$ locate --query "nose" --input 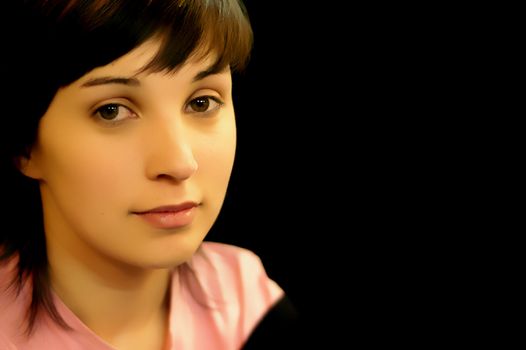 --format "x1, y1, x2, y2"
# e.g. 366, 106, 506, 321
144, 120, 198, 182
